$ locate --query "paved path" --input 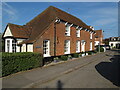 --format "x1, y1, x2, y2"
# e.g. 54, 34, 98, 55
2, 50, 120, 88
